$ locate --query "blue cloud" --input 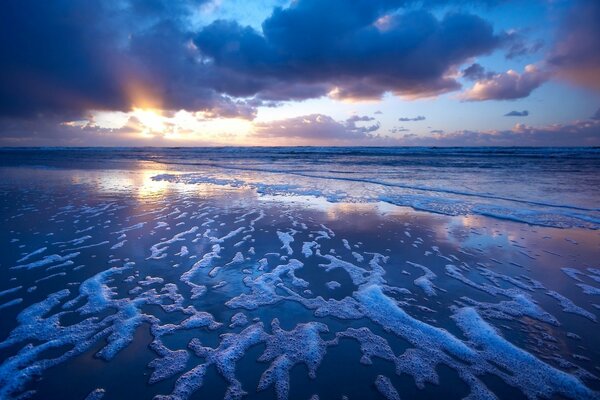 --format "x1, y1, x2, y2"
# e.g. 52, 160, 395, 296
504, 110, 529, 117
194, 0, 501, 100
399, 116, 426, 121
0, 0, 508, 119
